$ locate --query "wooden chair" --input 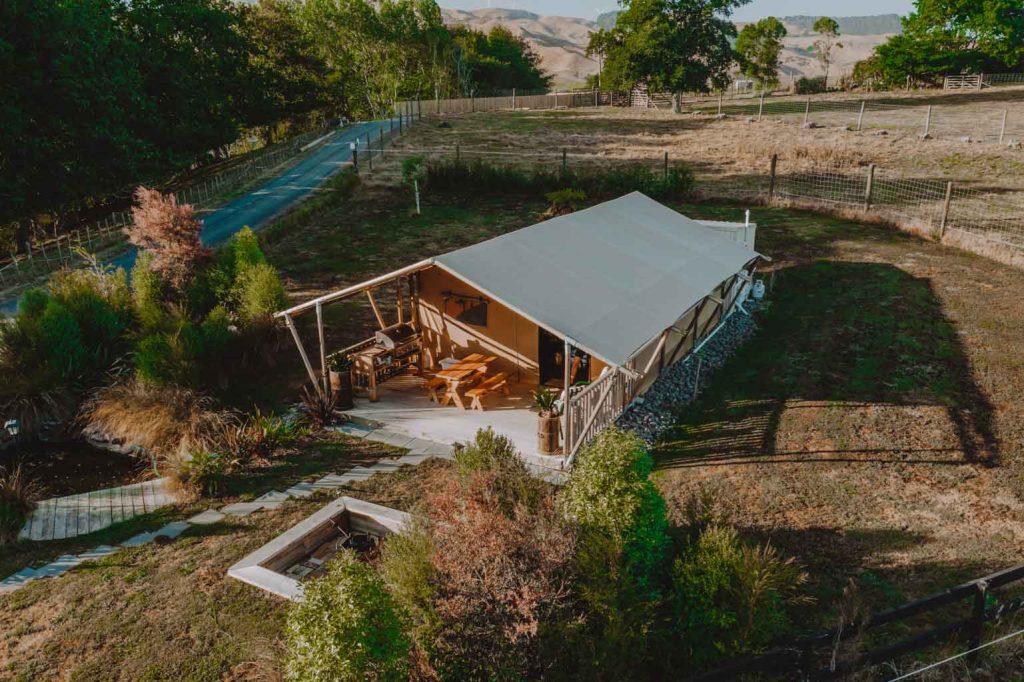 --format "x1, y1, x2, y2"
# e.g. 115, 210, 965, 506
465, 372, 510, 411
